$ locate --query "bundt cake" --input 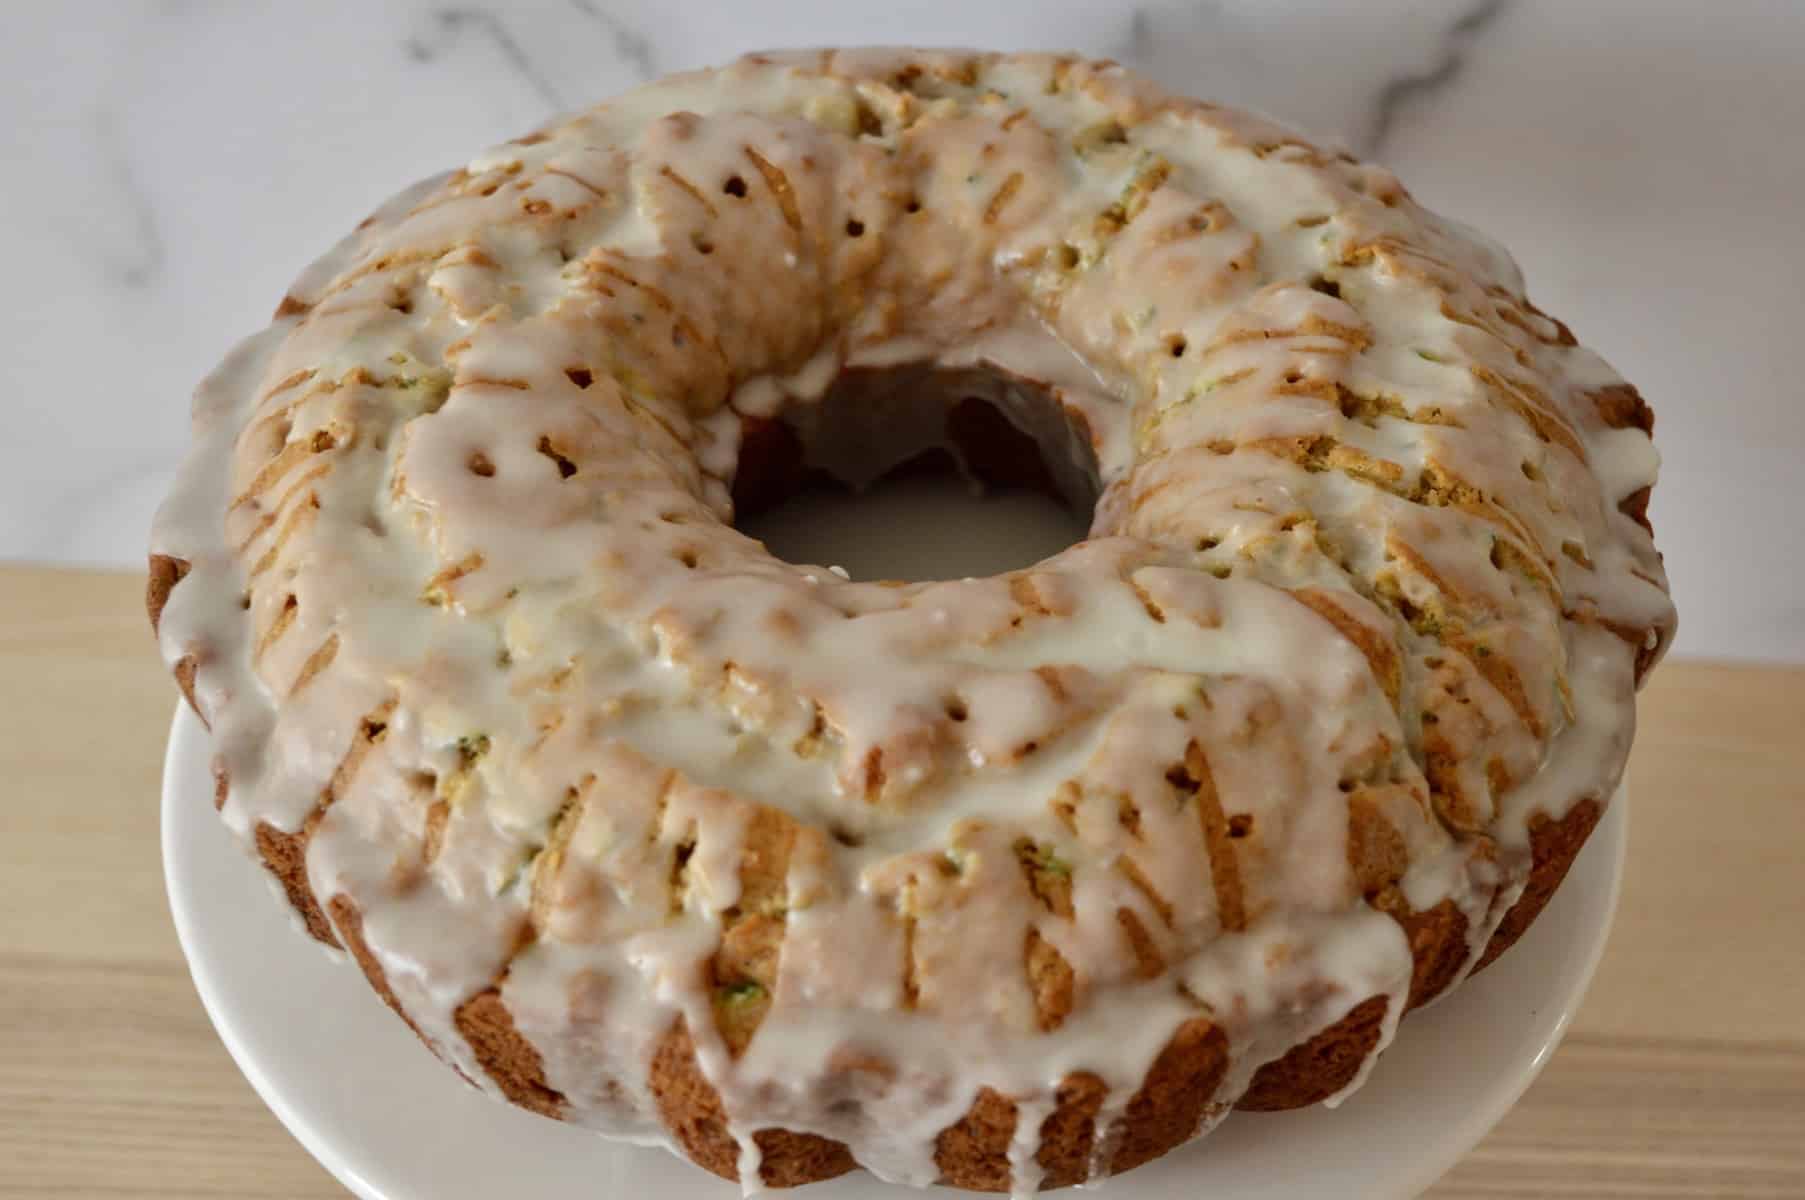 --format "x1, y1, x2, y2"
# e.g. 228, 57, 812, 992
147, 48, 1676, 1192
